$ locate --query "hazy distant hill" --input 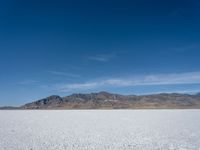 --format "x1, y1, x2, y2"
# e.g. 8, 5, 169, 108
0, 106, 21, 110
16, 91, 200, 109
